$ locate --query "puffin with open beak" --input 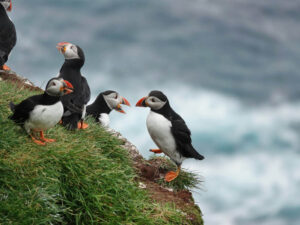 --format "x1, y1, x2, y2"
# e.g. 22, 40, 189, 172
86, 90, 130, 127
9, 78, 74, 145
56, 42, 91, 130
136, 90, 204, 182
0, 0, 16, 71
